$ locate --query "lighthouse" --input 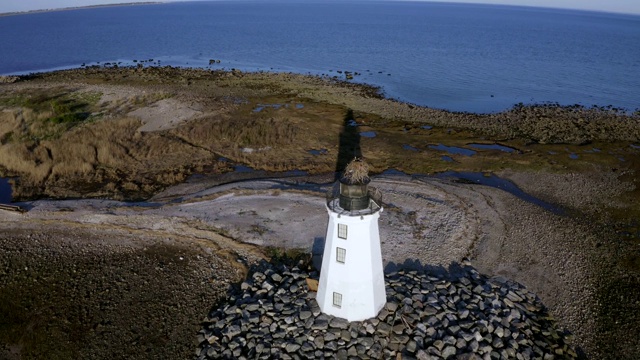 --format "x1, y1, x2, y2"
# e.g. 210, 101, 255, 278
316, 159, 385, 322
